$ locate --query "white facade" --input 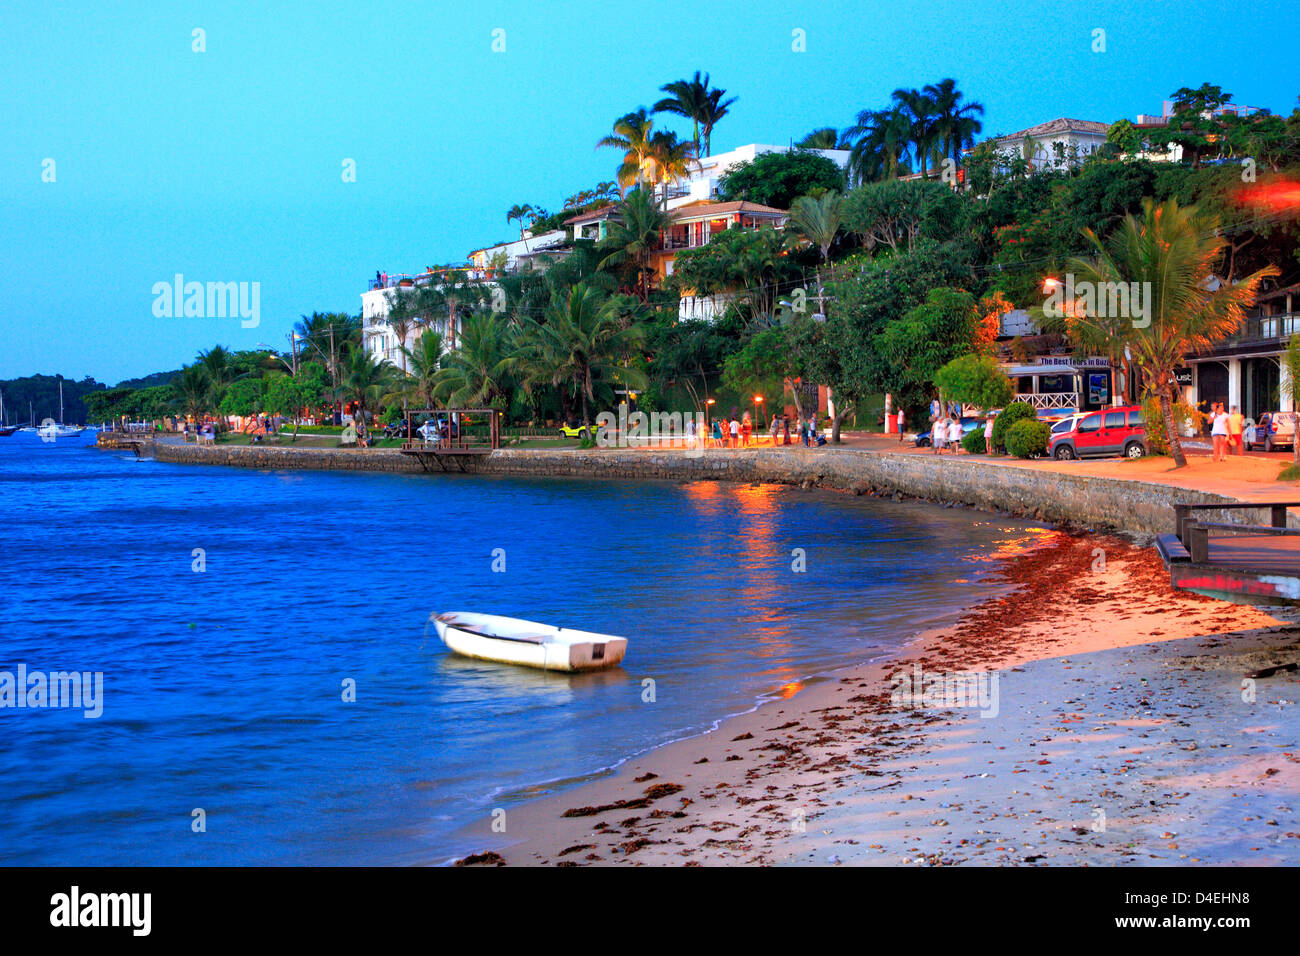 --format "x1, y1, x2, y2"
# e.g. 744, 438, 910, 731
467, 229, 567, 273
985, 119, 1110, 172
664, 144, 851, 210
360, 284, 458, 368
